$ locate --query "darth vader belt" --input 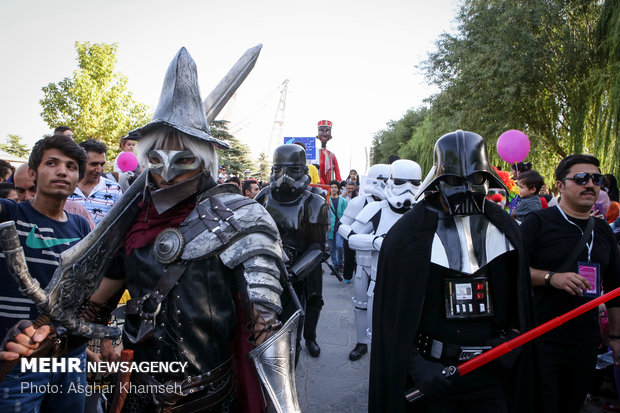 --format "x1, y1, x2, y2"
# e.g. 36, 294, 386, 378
416, 333, 491, 362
